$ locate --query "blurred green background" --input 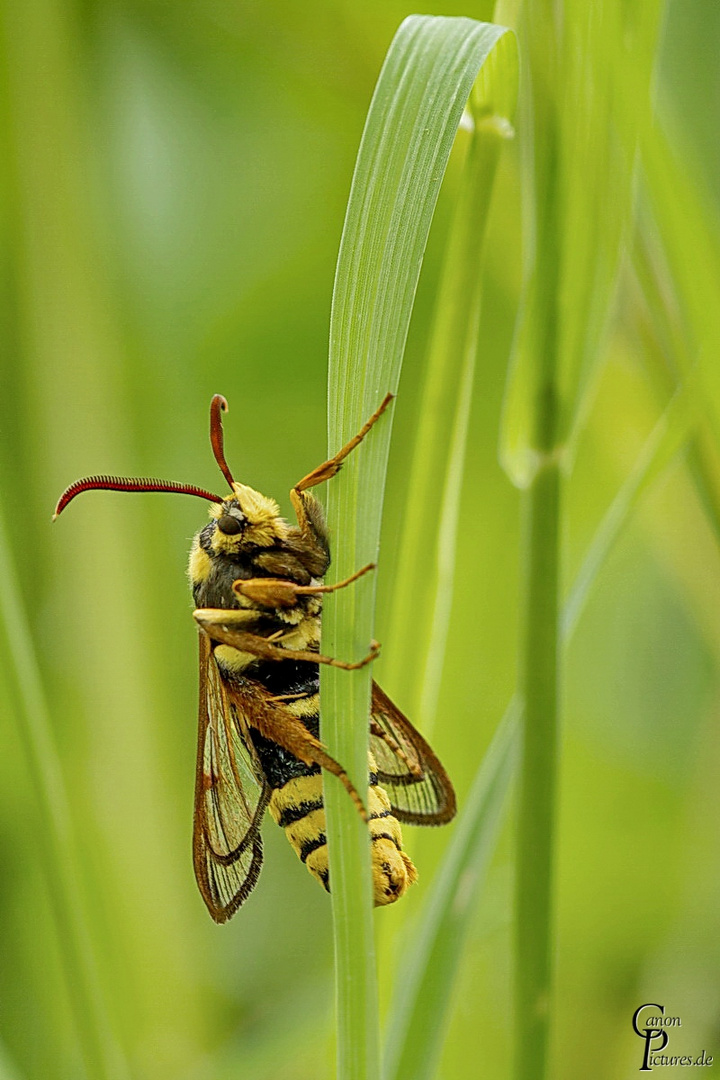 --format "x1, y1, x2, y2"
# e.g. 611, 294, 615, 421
1, 1, 719, 1078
